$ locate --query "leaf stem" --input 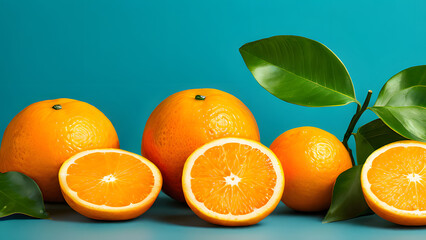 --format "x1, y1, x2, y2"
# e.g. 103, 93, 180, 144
342, 90, 373, 166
